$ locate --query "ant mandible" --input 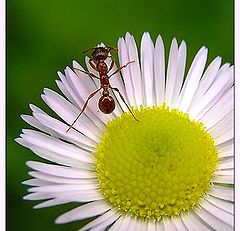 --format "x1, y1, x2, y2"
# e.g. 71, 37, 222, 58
66, 46, 139, 132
